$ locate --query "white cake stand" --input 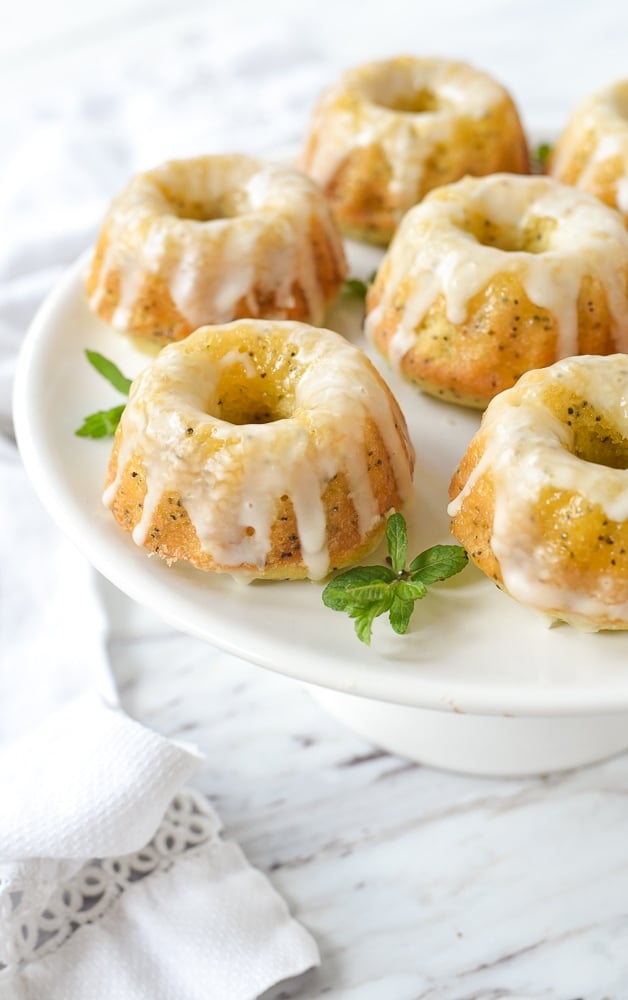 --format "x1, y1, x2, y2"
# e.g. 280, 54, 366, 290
14, 251, 628, 778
